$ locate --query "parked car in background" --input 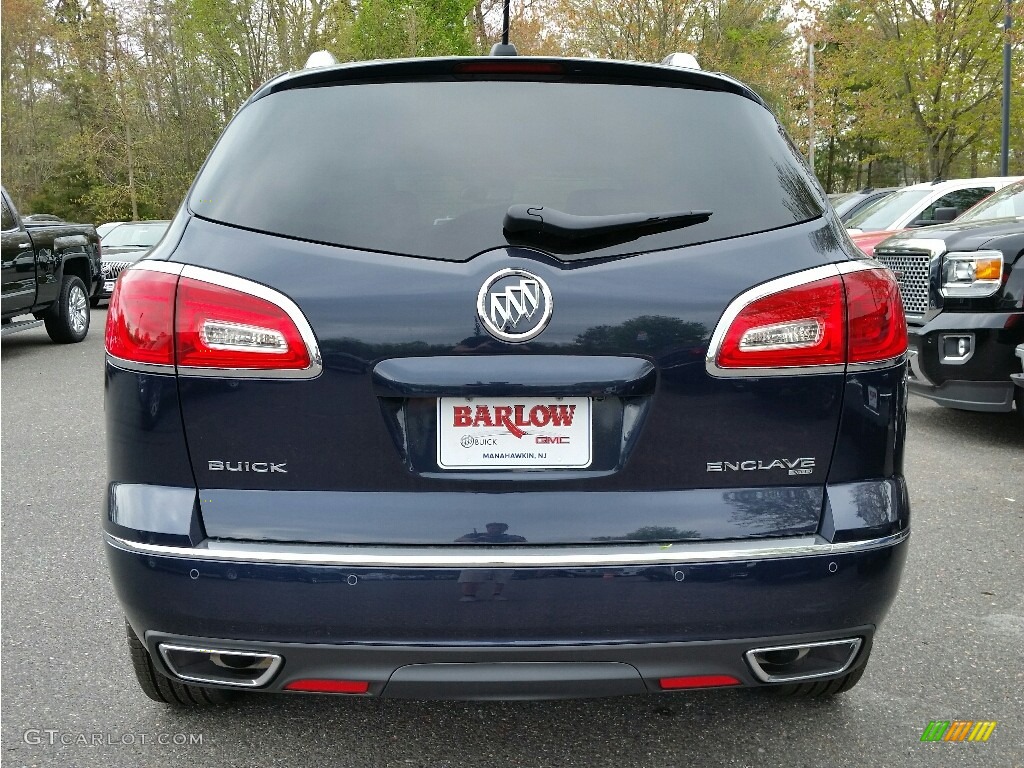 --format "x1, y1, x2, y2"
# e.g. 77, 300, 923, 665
829, 187, 898, 225
874, 180, 1024, 417
847, 177, 1023, 255
97, 221, 126, 240
2, 185, 101, 342
105, 52, 909, 707
96, 220, 170, 305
